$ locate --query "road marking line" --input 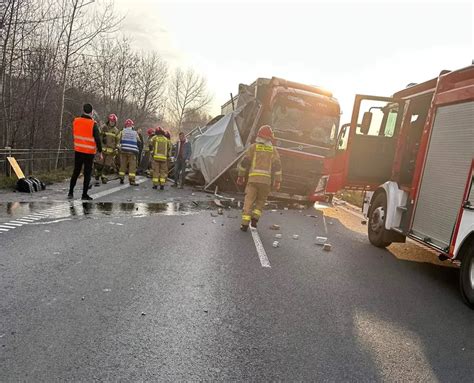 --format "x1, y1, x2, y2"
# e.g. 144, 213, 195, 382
0, 228, 9, 231
0, 224, 16, 229
18, 218, 35, 222
10, 220, 28, 225
4, 222, 22, 227
250, 227, 271, 268
322, 214, 328, 235
88, 177, 147, 200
